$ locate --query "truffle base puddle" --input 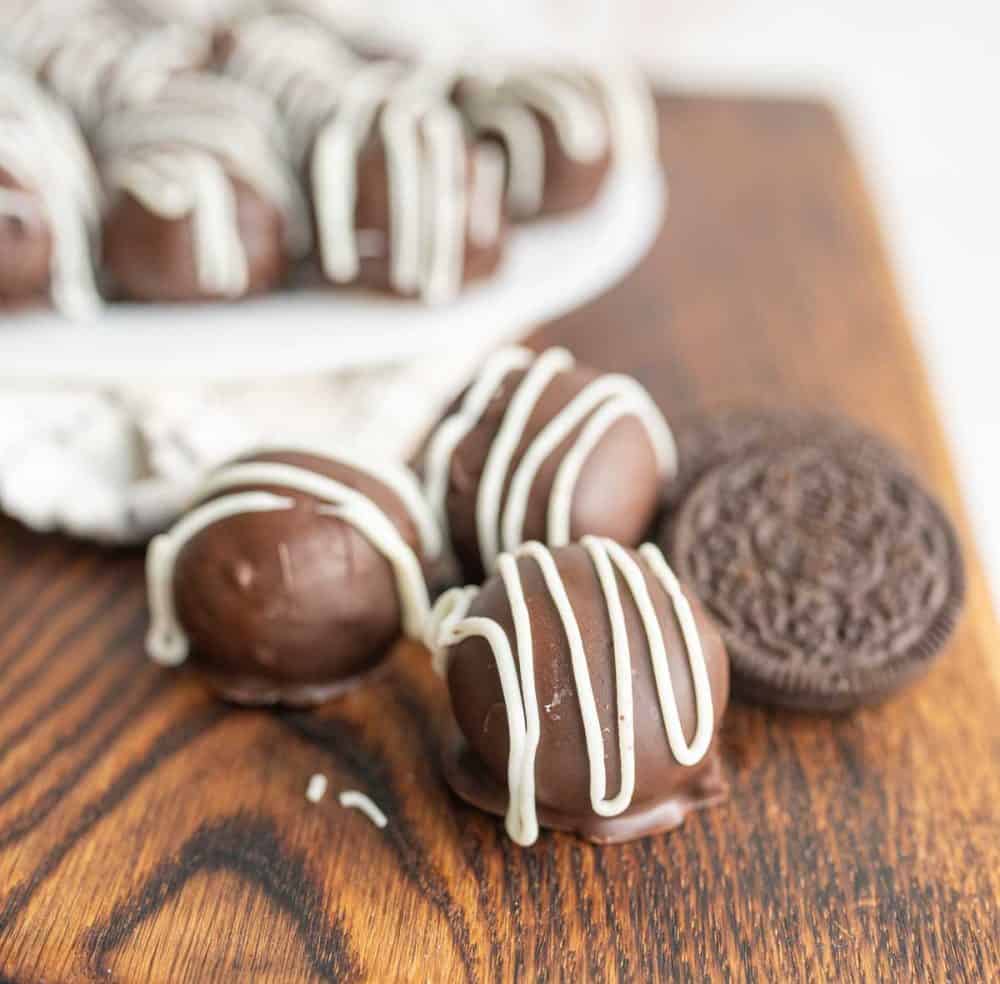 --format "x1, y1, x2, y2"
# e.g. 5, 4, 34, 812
443, 732, 729, 845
